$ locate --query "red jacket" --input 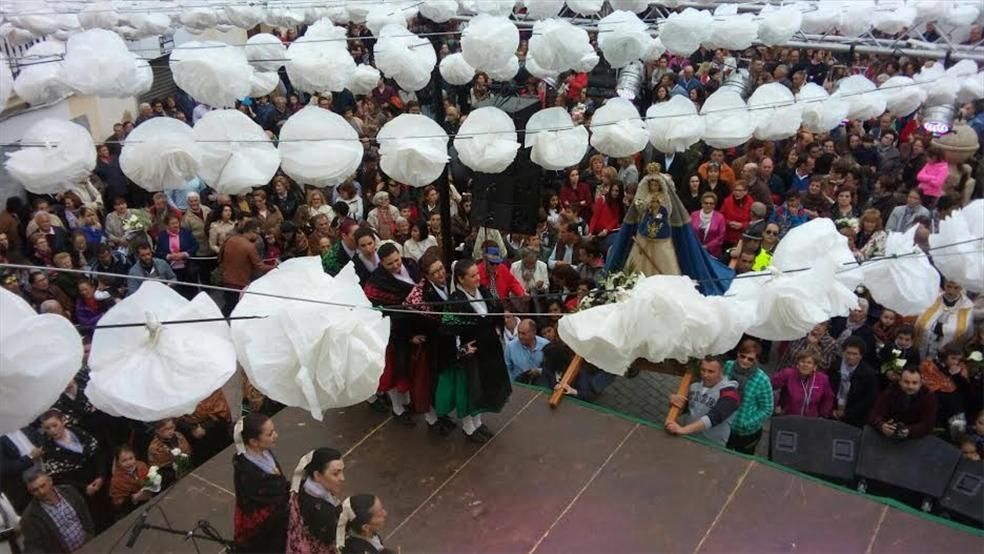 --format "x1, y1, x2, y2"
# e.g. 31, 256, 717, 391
477, 261, 526, 299
720, 194, 752, 245
588, 197, 623, 235
560, 182, 593, 221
